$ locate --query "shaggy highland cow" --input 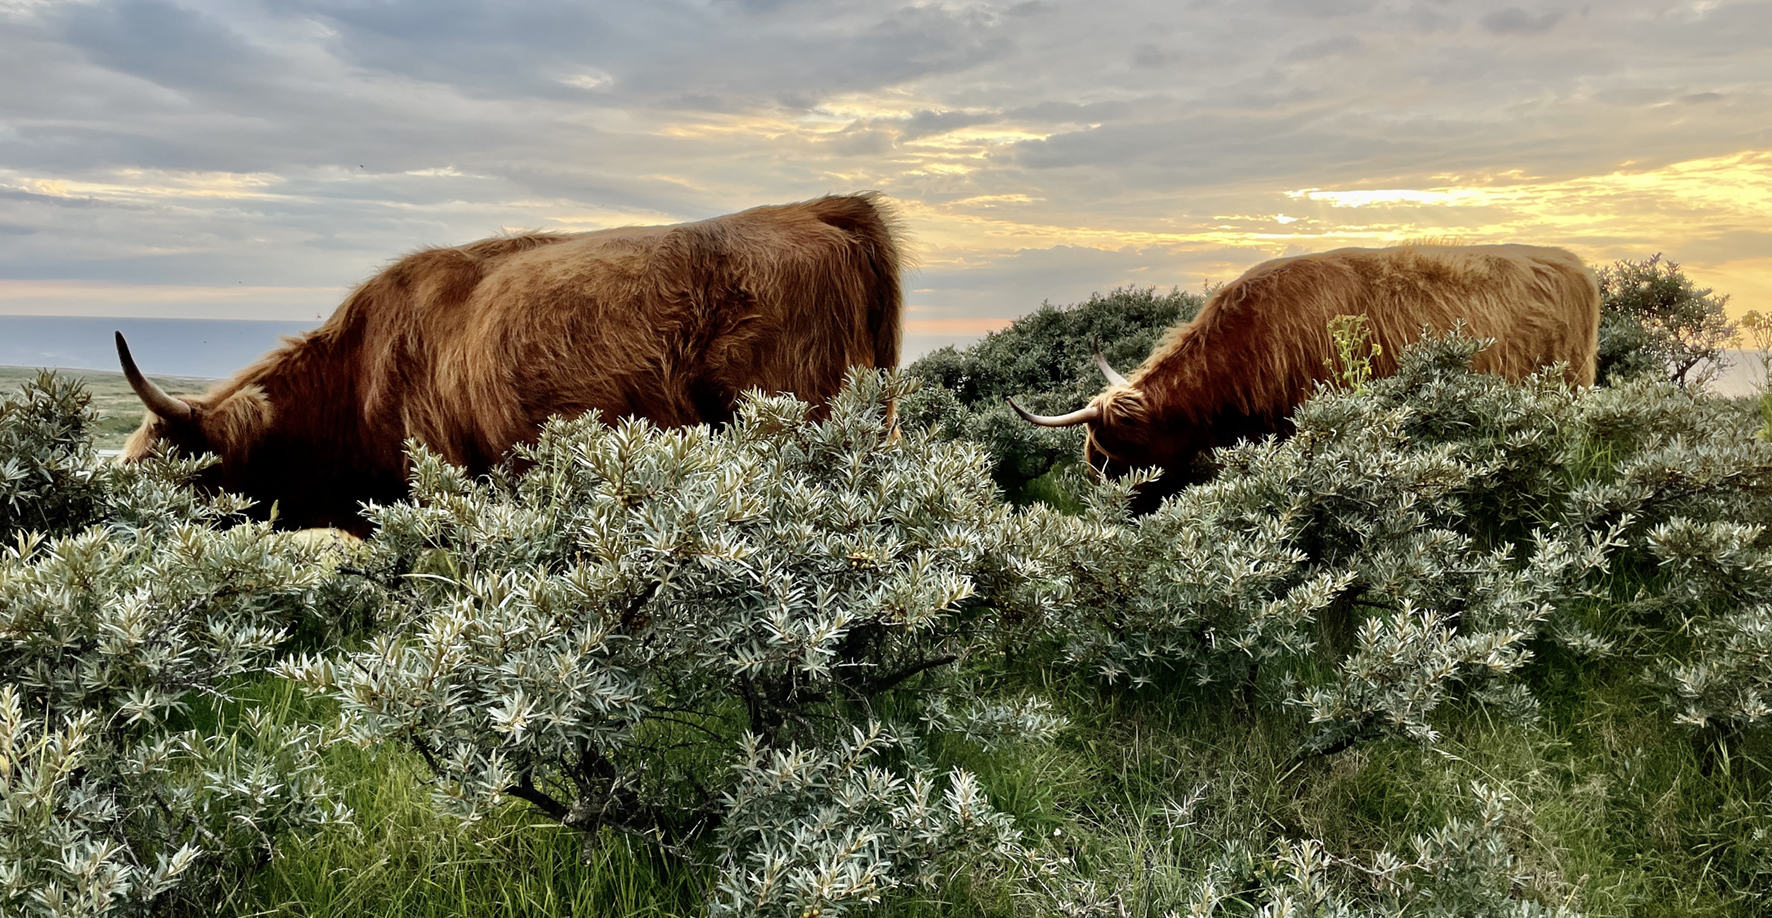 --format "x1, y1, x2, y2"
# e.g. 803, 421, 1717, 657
119, 193, 905, 534
1013, 243, 1600, 510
